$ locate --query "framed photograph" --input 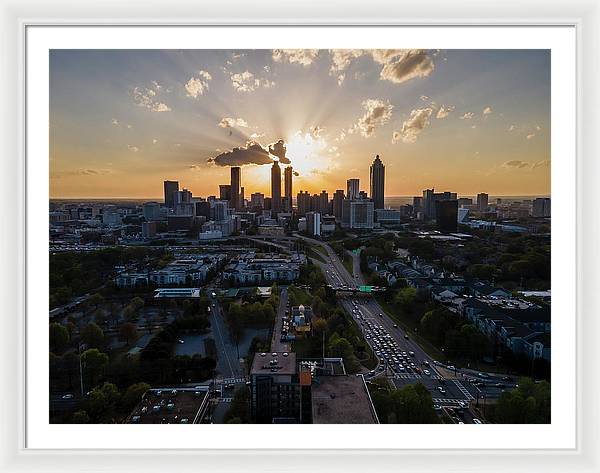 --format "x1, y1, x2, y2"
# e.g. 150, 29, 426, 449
1, 0, 599, 472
